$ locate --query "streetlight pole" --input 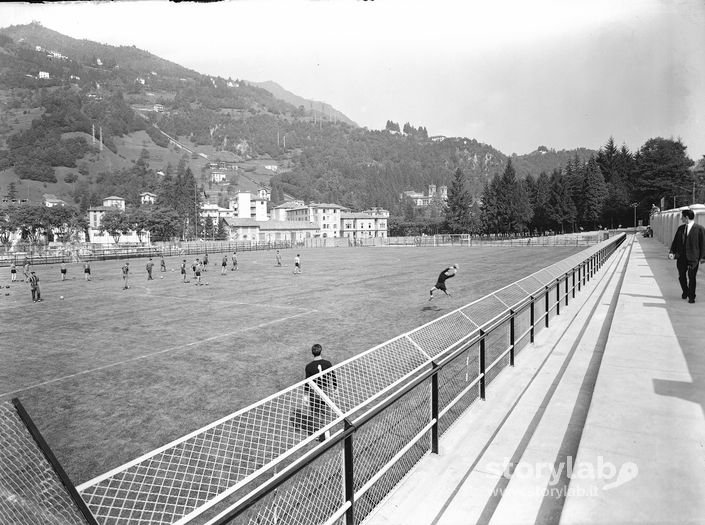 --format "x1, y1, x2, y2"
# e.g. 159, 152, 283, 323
631, 202, 638, 229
